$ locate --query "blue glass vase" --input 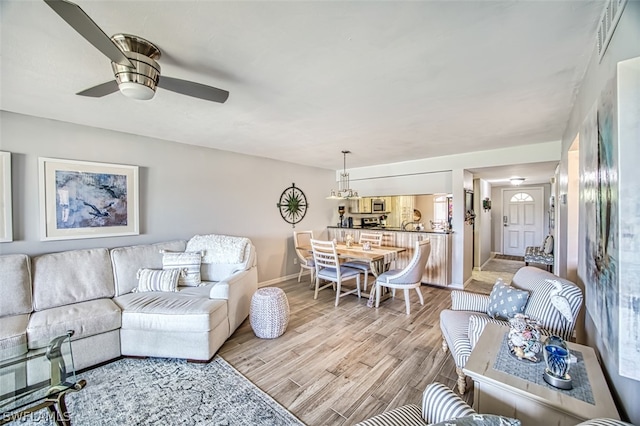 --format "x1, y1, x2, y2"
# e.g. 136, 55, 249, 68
543, 336, 572, 389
